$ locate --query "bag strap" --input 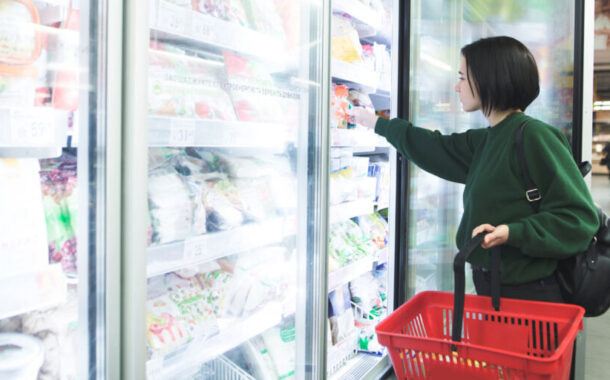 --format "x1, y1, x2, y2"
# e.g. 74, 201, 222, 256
451, 232, 501, 350
515, 120, 541, 212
